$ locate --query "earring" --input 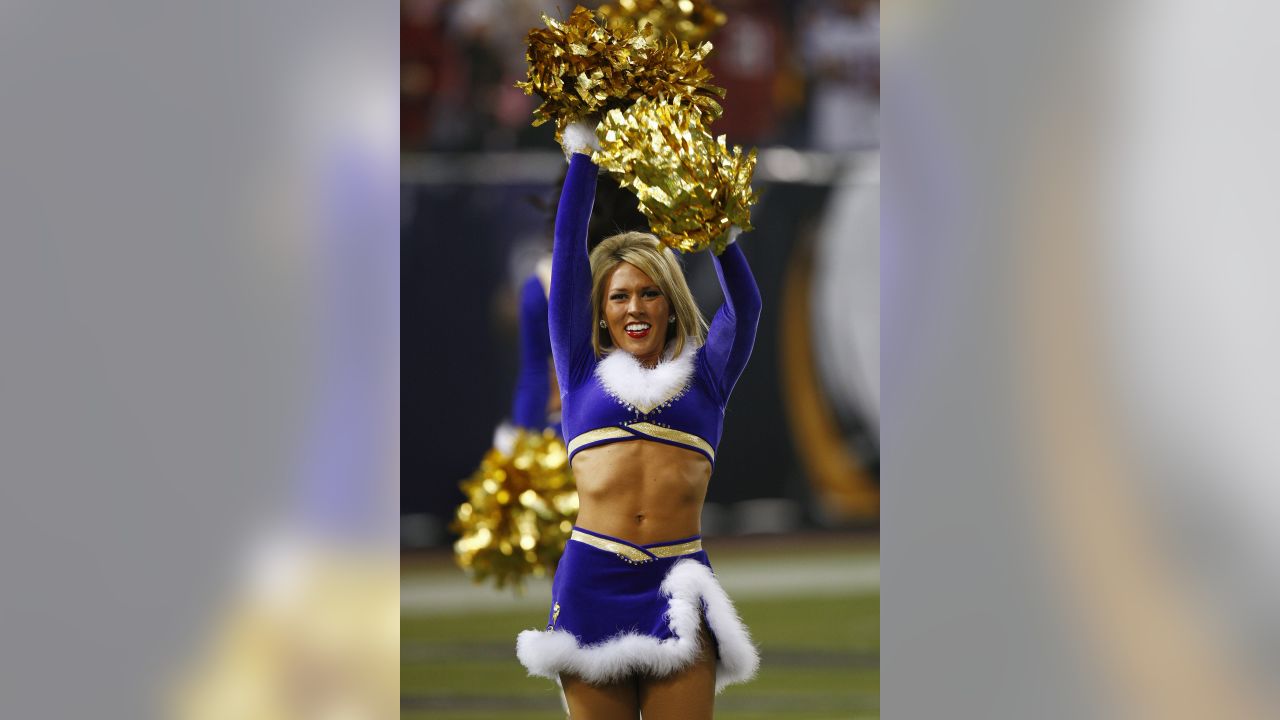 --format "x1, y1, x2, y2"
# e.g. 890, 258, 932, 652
600, 320, 607, 328
669, 315, 676, 323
